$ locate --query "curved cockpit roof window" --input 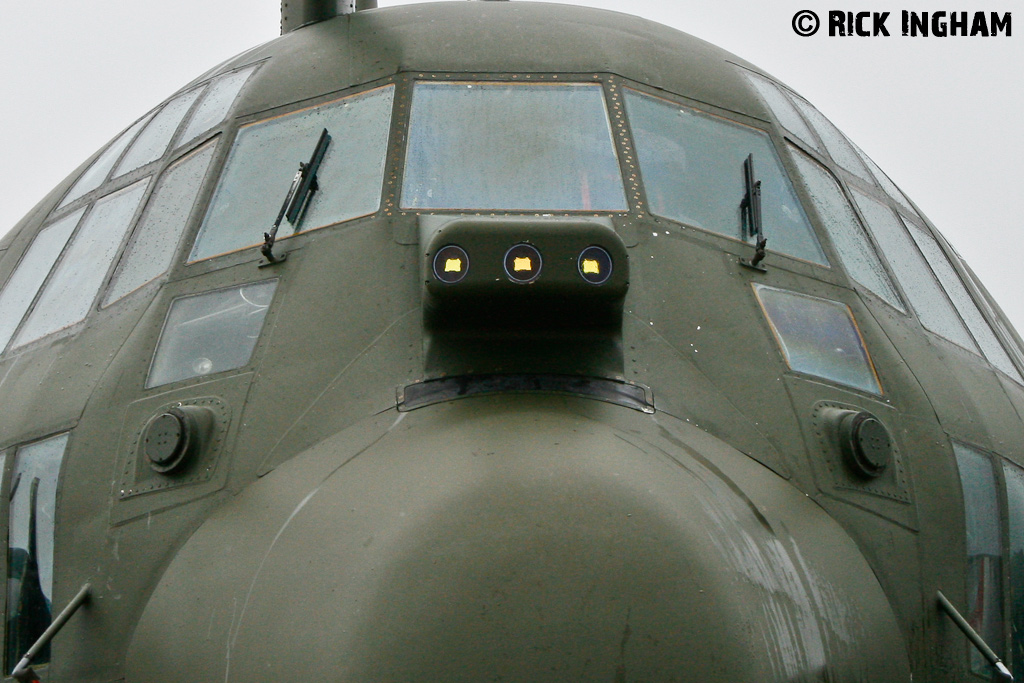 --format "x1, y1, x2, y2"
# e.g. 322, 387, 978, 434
114, 87, 206, 178
905, 219, 1023, 382
0, 211, 82, 352
742, 70, 873, 185
624, 88, 826, 265
57, 116, 152, 211
178, 65, 259, 146
741, 72, 823, 155
787, 97, 873, 184
13, 180, 150, 348
56, 63, 258, 215
401, 82, 627, 212
190, 85, 394, 262
851, 144, 916, 215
